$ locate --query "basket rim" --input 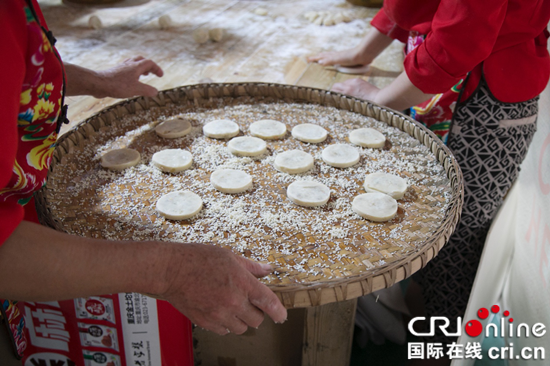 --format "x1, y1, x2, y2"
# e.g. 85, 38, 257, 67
38, 82, 464, 306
